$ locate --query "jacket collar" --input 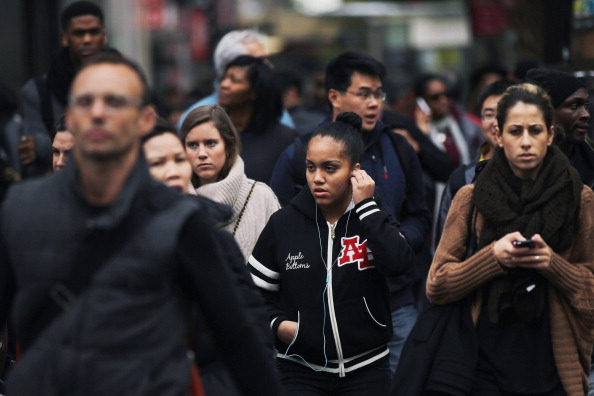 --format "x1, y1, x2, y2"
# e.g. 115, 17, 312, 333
60, 151, 156, 231
291, 187, 317, 221
290, 186, 354, 223
361, 119, 387, 149
187, 156, 246, 212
